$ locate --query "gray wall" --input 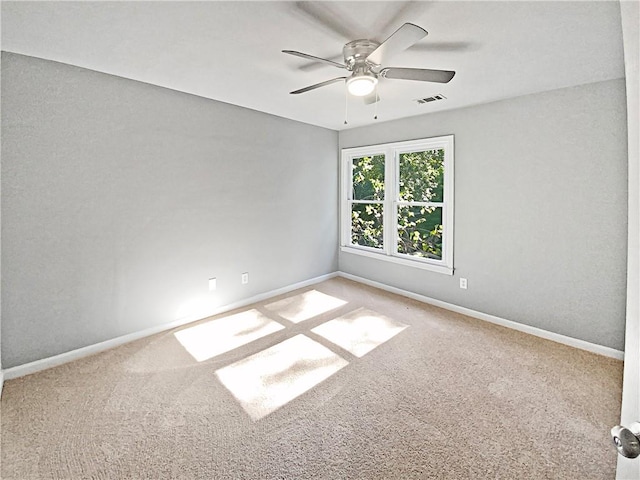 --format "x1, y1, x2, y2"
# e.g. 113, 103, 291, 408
339, 79, 628, 351
1, 52, 338, 369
